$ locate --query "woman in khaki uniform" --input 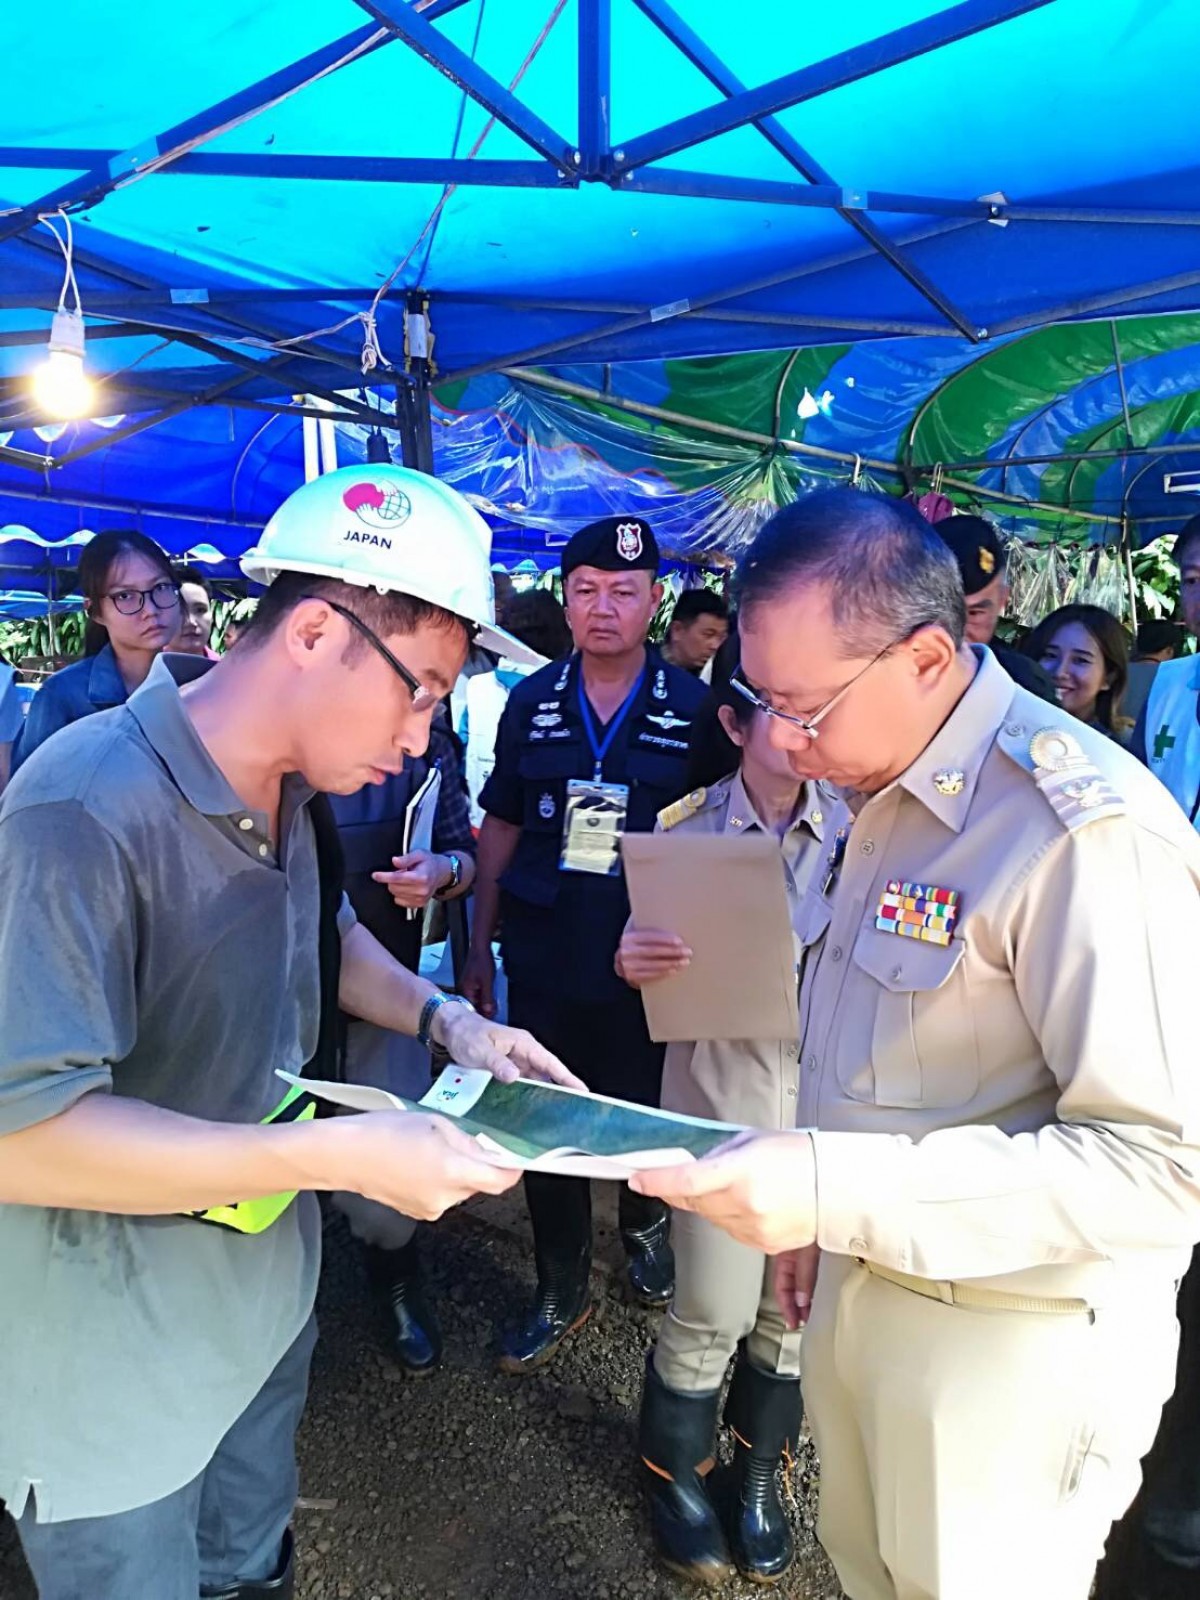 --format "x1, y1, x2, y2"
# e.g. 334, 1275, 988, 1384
617, 669, 825, 1587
